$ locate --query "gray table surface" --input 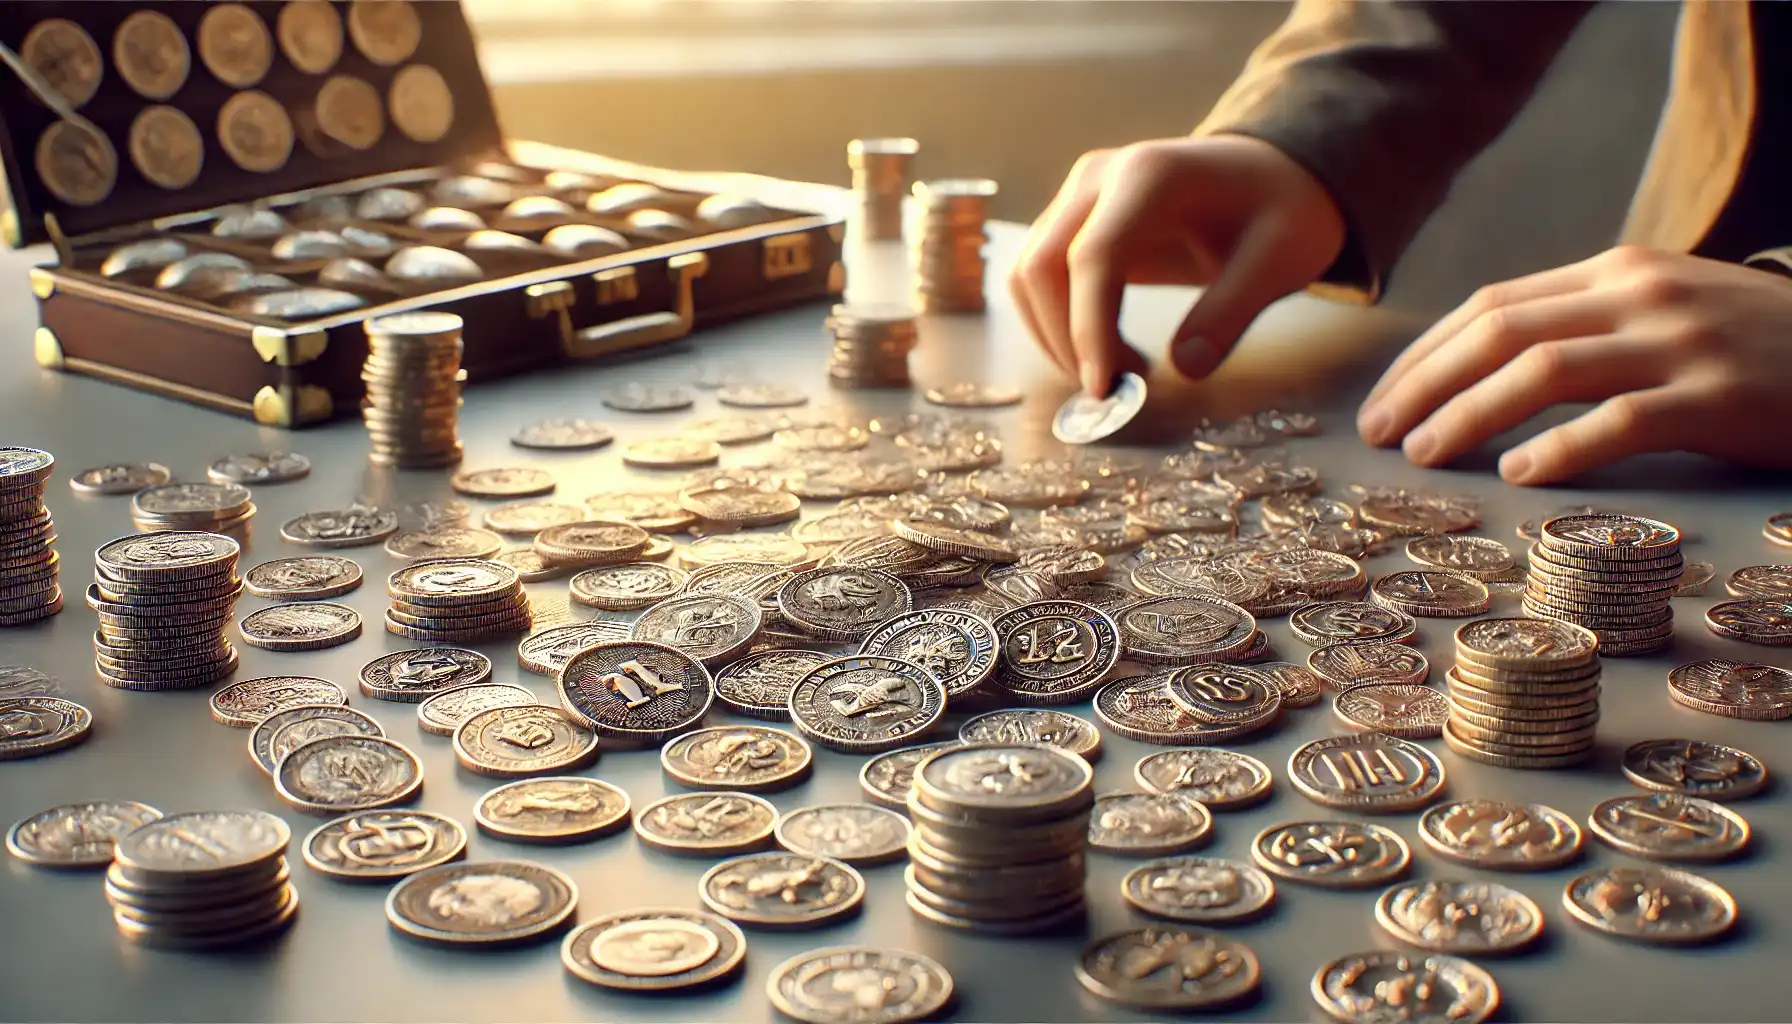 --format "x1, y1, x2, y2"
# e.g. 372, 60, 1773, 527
1, 222, 1789, 1024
